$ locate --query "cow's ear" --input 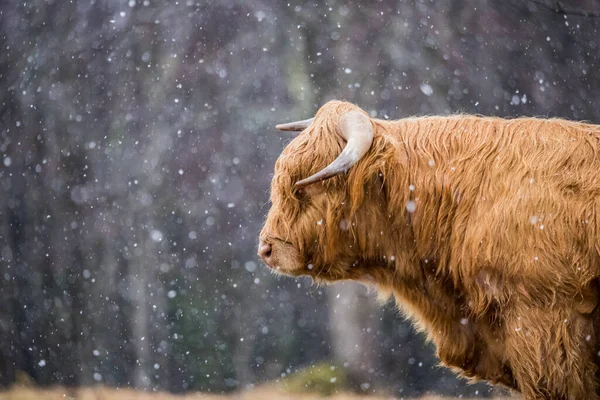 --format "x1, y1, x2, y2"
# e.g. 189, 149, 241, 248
347, 153, 388, 213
